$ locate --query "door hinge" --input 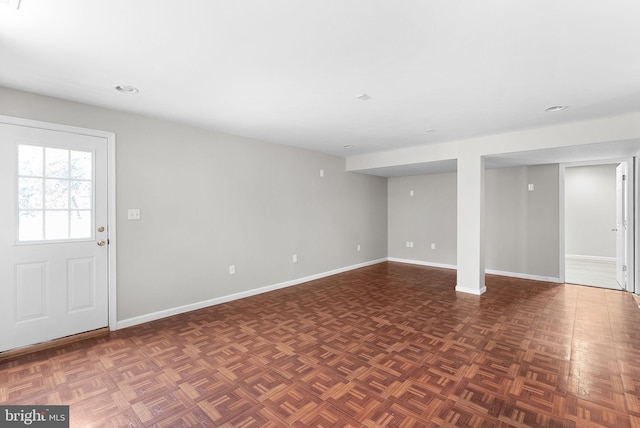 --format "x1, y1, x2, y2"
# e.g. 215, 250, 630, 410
623, 264, 628, 272
623, 174, 627, 181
